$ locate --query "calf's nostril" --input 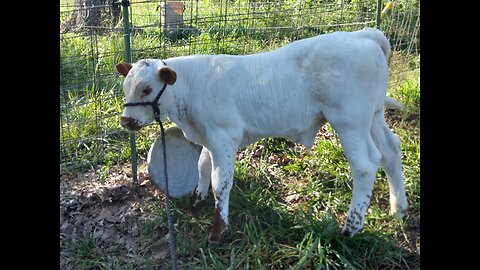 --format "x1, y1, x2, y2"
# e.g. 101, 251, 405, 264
120, 116, 132, 128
